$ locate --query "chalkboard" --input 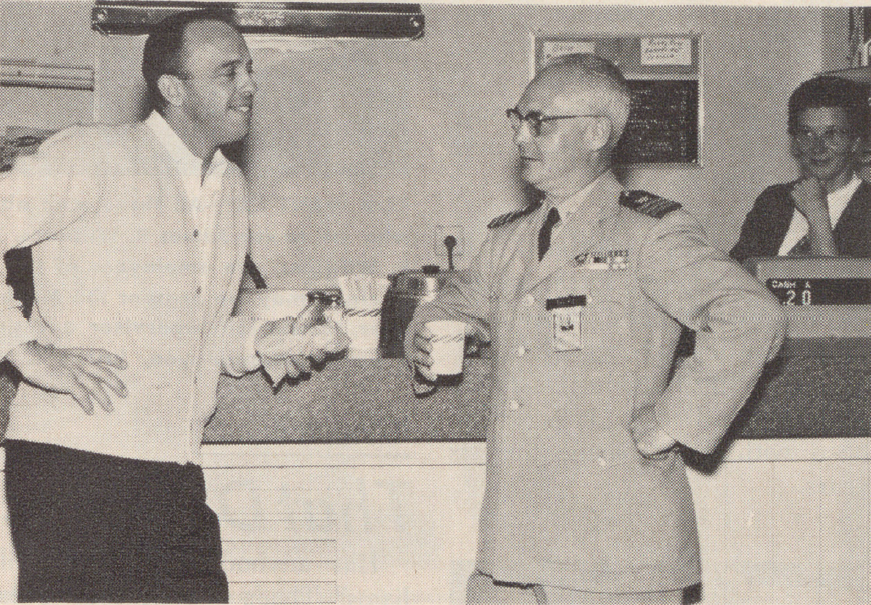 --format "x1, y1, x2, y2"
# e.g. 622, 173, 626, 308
614, 79, 699, 164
